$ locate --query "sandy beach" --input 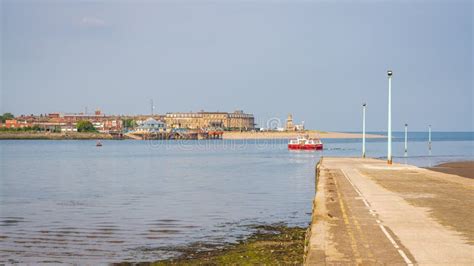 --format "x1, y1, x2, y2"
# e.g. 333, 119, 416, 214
222, 131, 384, 140
427, 161, 474, 179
